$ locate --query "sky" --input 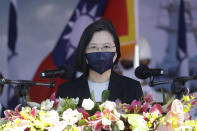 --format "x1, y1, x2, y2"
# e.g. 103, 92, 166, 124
0, 0, 197, 80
